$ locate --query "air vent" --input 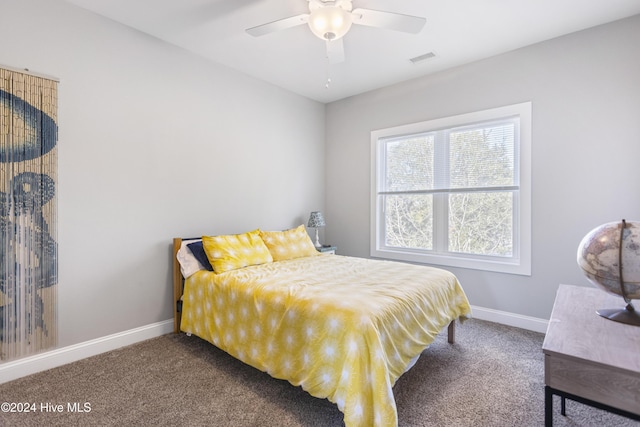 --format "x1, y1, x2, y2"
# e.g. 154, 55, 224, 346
410, 52, 436, 64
